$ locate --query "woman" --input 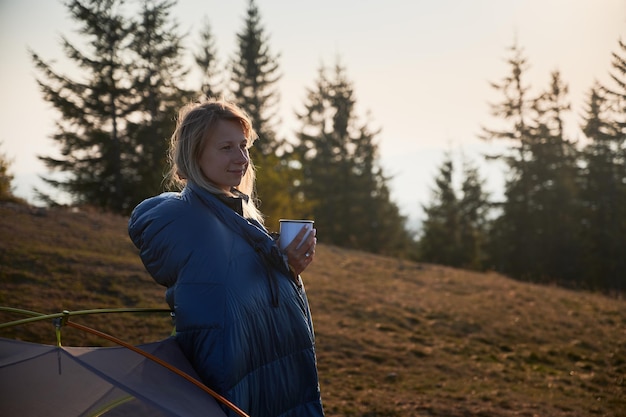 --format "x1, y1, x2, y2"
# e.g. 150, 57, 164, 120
128, 99, 324, 417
